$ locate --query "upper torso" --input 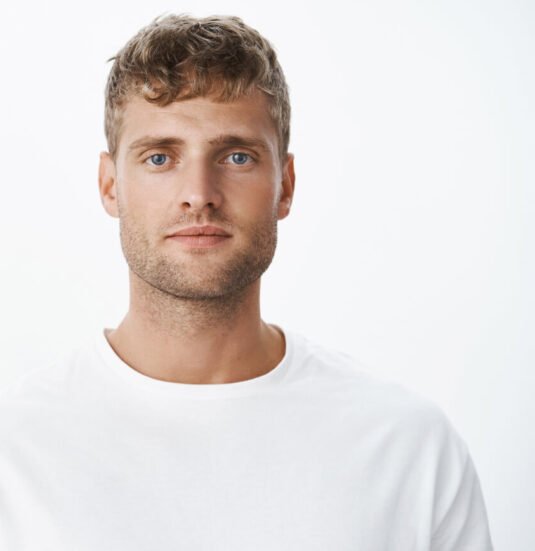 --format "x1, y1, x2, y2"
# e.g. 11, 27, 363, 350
0, 327, 494, 550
